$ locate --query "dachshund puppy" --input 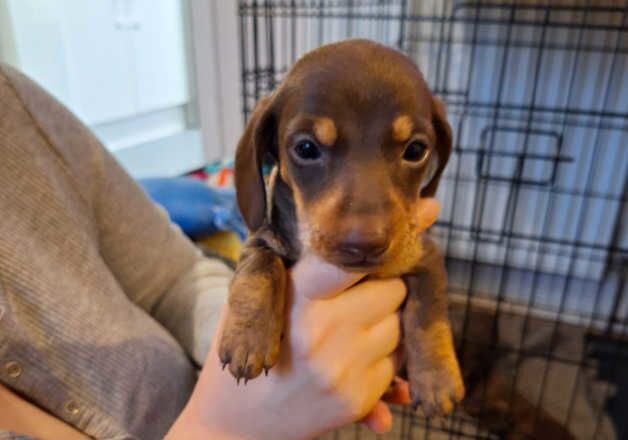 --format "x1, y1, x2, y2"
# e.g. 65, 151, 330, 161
219, 39, 464, 416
